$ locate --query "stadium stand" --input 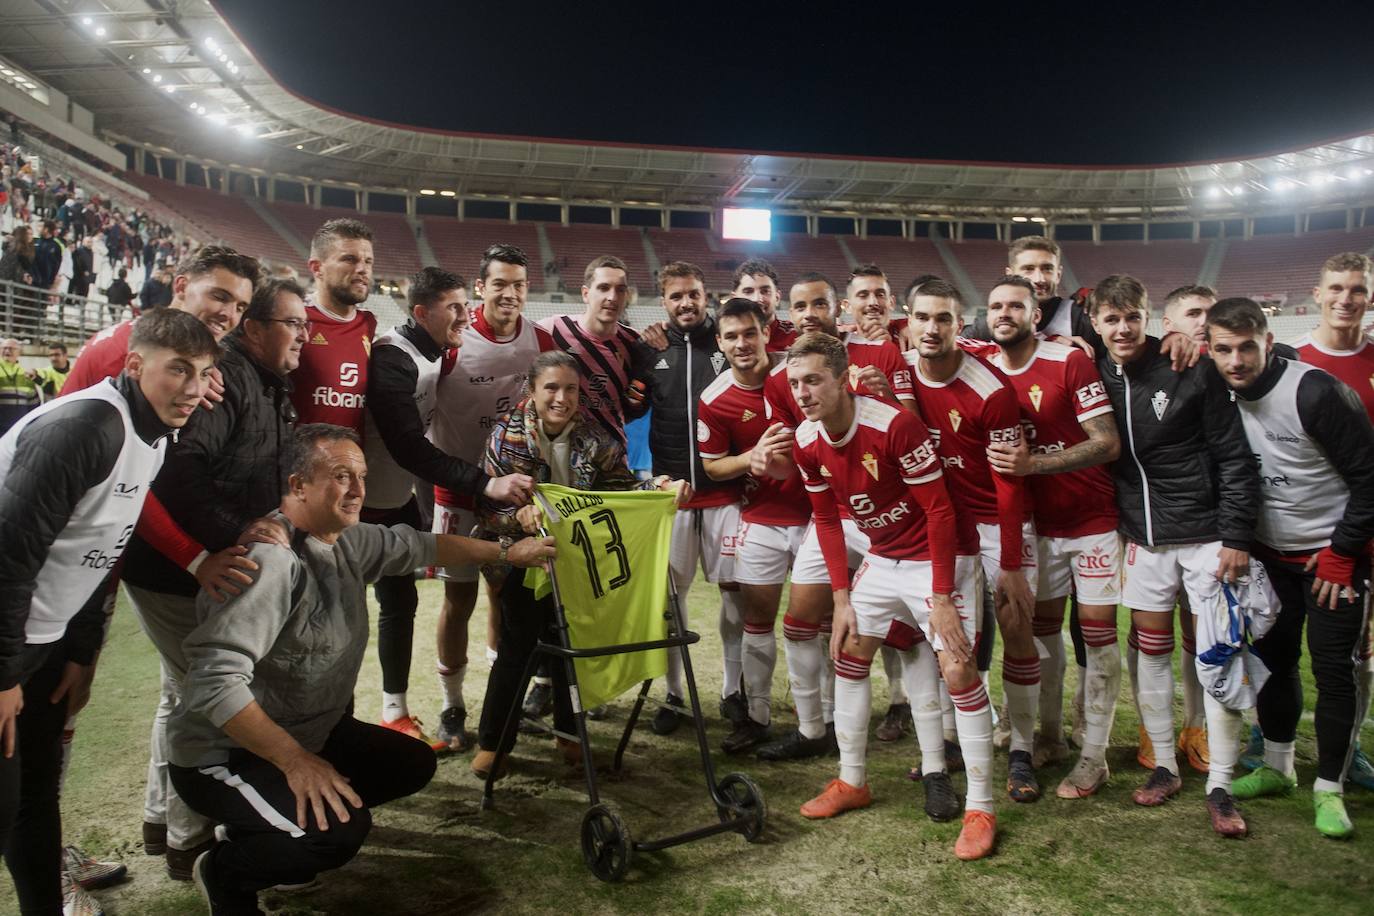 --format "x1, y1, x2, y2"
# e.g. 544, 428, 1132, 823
421, 217, 544, 289
1060, 239, 1208, 308
544, 223, 652, 291
845, 236, 948, 292
1212, 226, 1374, 305
267, 201, 422, 279
126, 174, 303, 269
947, 239, 1017, 298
